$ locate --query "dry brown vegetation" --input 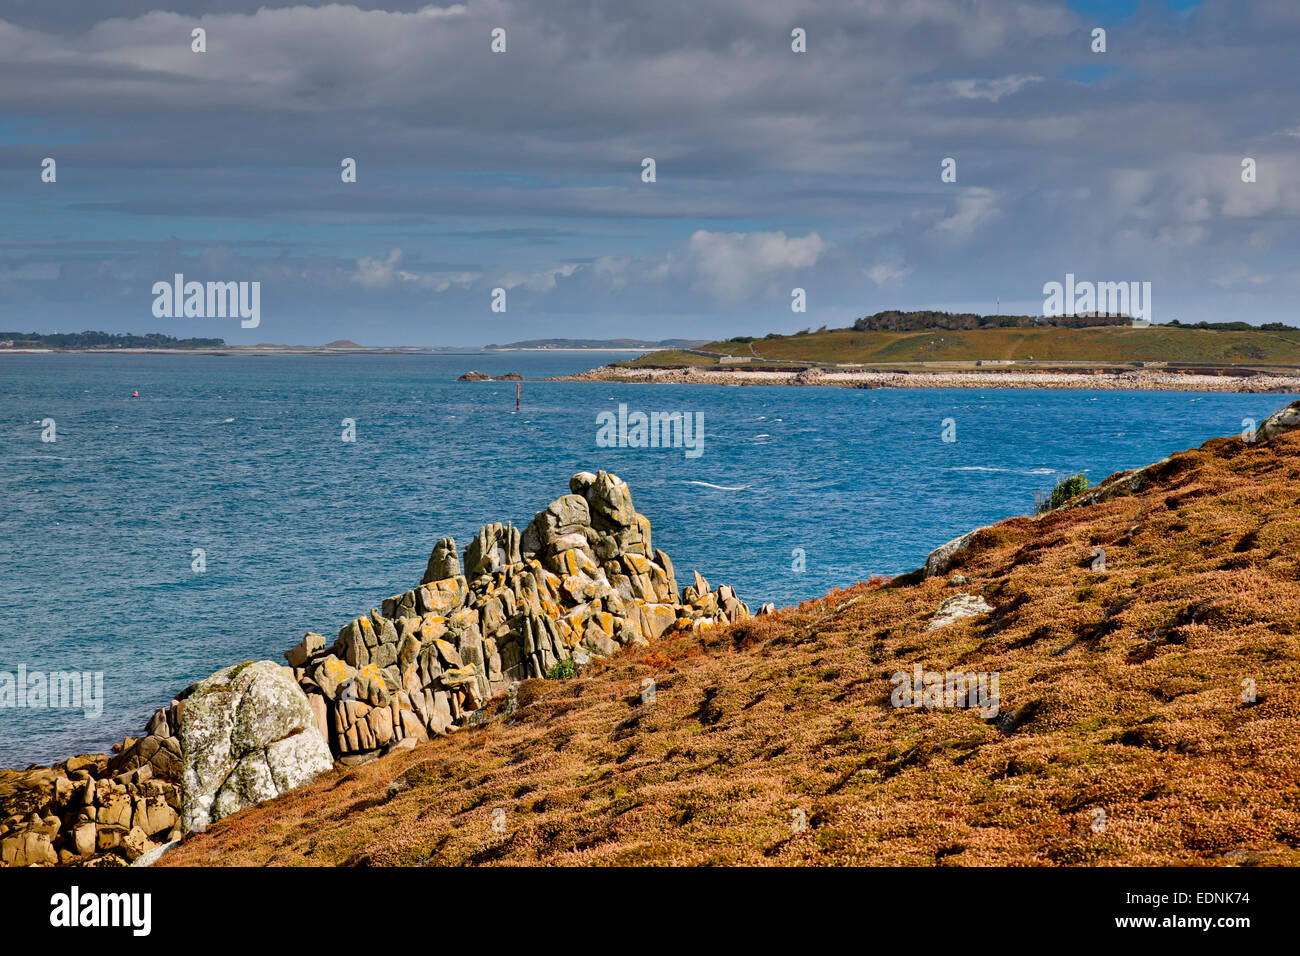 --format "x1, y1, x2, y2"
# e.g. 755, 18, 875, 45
163, 430, 1300, 867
